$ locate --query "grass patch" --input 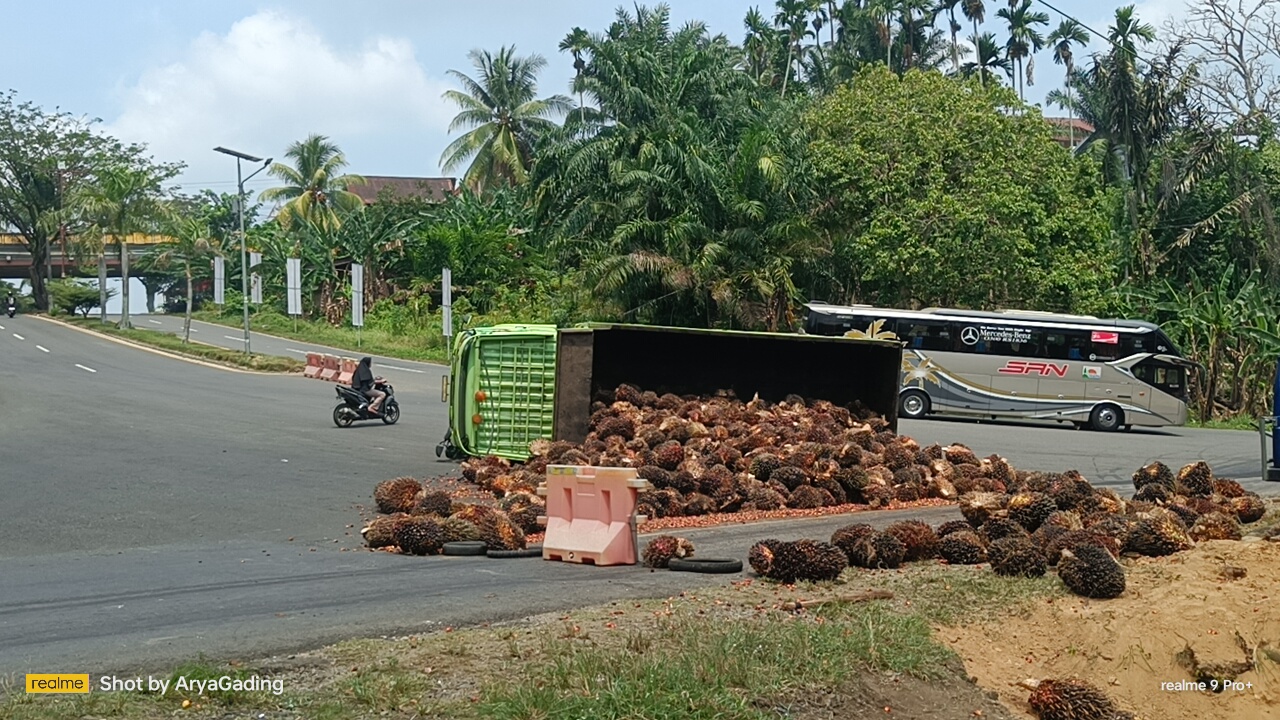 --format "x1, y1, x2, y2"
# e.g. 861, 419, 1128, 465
64, 318, 303, 373
0, 563, 1059, 720
1186, 415, 1259, 431
193, 310, 449, 364
479, 601, 952, 720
